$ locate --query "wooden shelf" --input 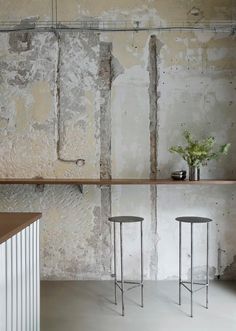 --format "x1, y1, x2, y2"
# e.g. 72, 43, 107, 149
0, 178, 236, 185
